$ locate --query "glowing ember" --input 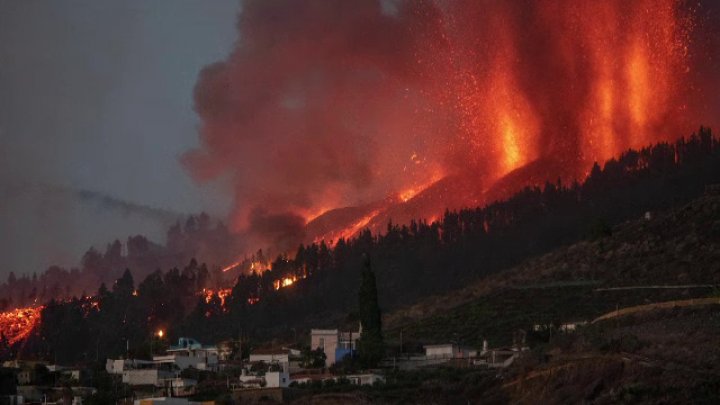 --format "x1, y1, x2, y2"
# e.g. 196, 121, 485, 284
273, 274, 306, 291
221, 261, 240, 273
250, 261, 269, 273
202, 288, 232, 308
0, 306, 43, 345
